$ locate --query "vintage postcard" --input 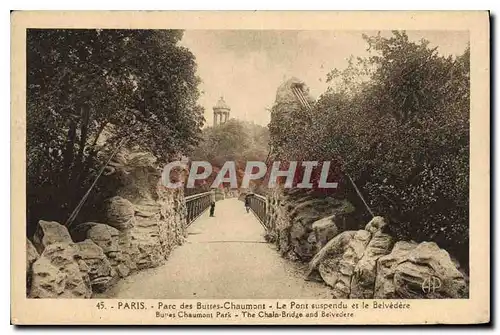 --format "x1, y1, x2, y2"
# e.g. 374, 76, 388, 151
11, 11, 490, 325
